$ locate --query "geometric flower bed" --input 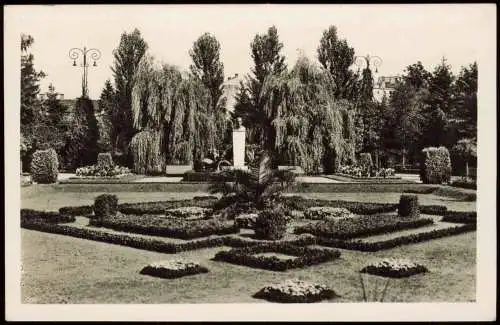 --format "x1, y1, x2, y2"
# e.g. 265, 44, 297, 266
139, 259, 209, 279
164, 207, 212, 220
303, 207, 354, 220
75, 164, 131, 178
360, 258, 428, 278
95, 213, 239, 239
212, 243, 341, 271
253, 279, 339, 303
294, 214, 435, 239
